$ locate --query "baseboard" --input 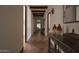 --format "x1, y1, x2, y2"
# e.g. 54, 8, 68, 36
27, 33, 32, 41
20, 47, 24, 53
